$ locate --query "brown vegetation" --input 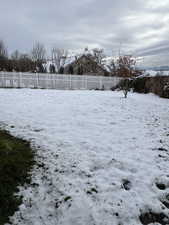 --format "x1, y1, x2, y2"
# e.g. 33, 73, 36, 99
132, 76, 169, 98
